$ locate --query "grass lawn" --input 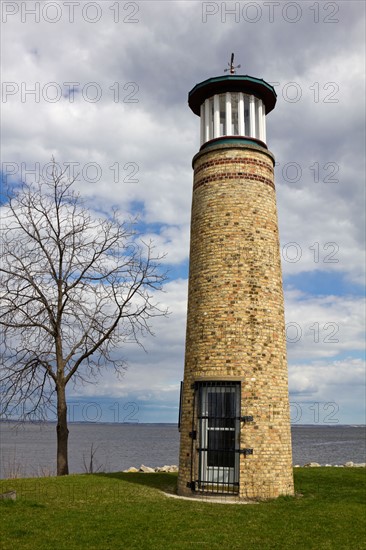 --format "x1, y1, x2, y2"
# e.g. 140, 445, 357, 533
0, 468, 365, 549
